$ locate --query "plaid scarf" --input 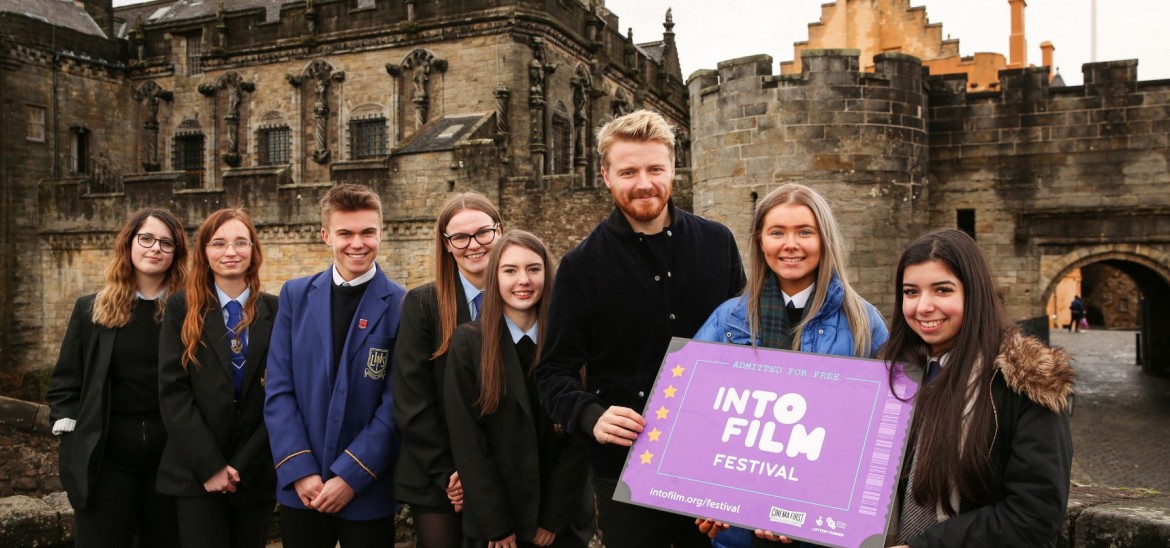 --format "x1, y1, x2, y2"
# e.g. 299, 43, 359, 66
759, 274, 797, 349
